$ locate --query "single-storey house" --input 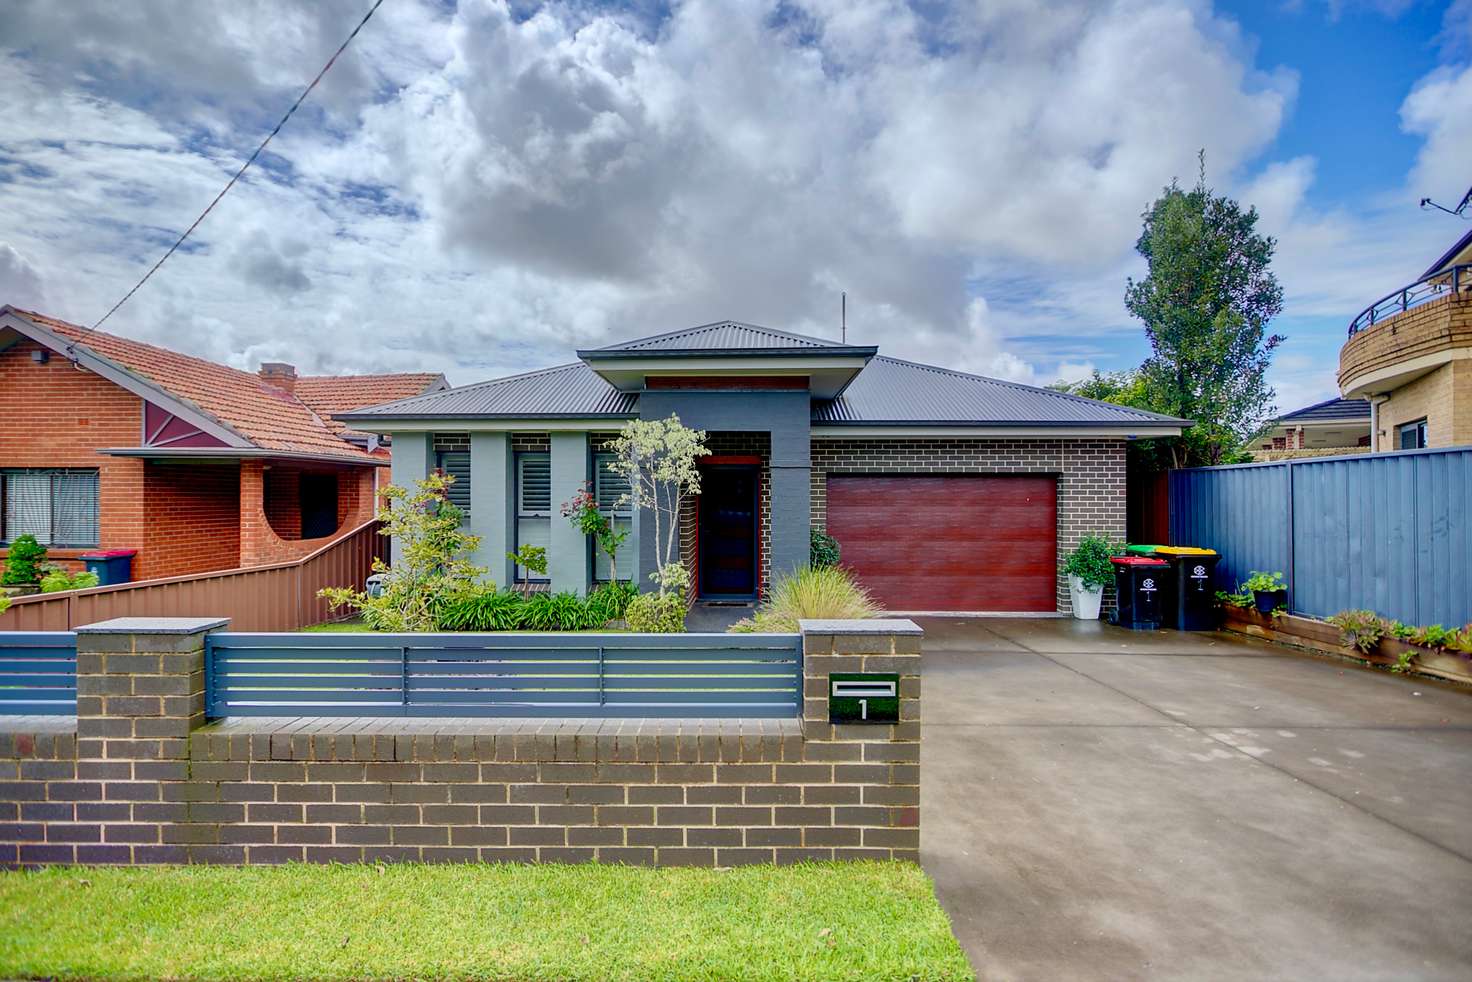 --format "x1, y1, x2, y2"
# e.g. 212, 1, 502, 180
0, 306, 445, 580
1253, 397, 1371, 459
338, 321, 1188, 614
